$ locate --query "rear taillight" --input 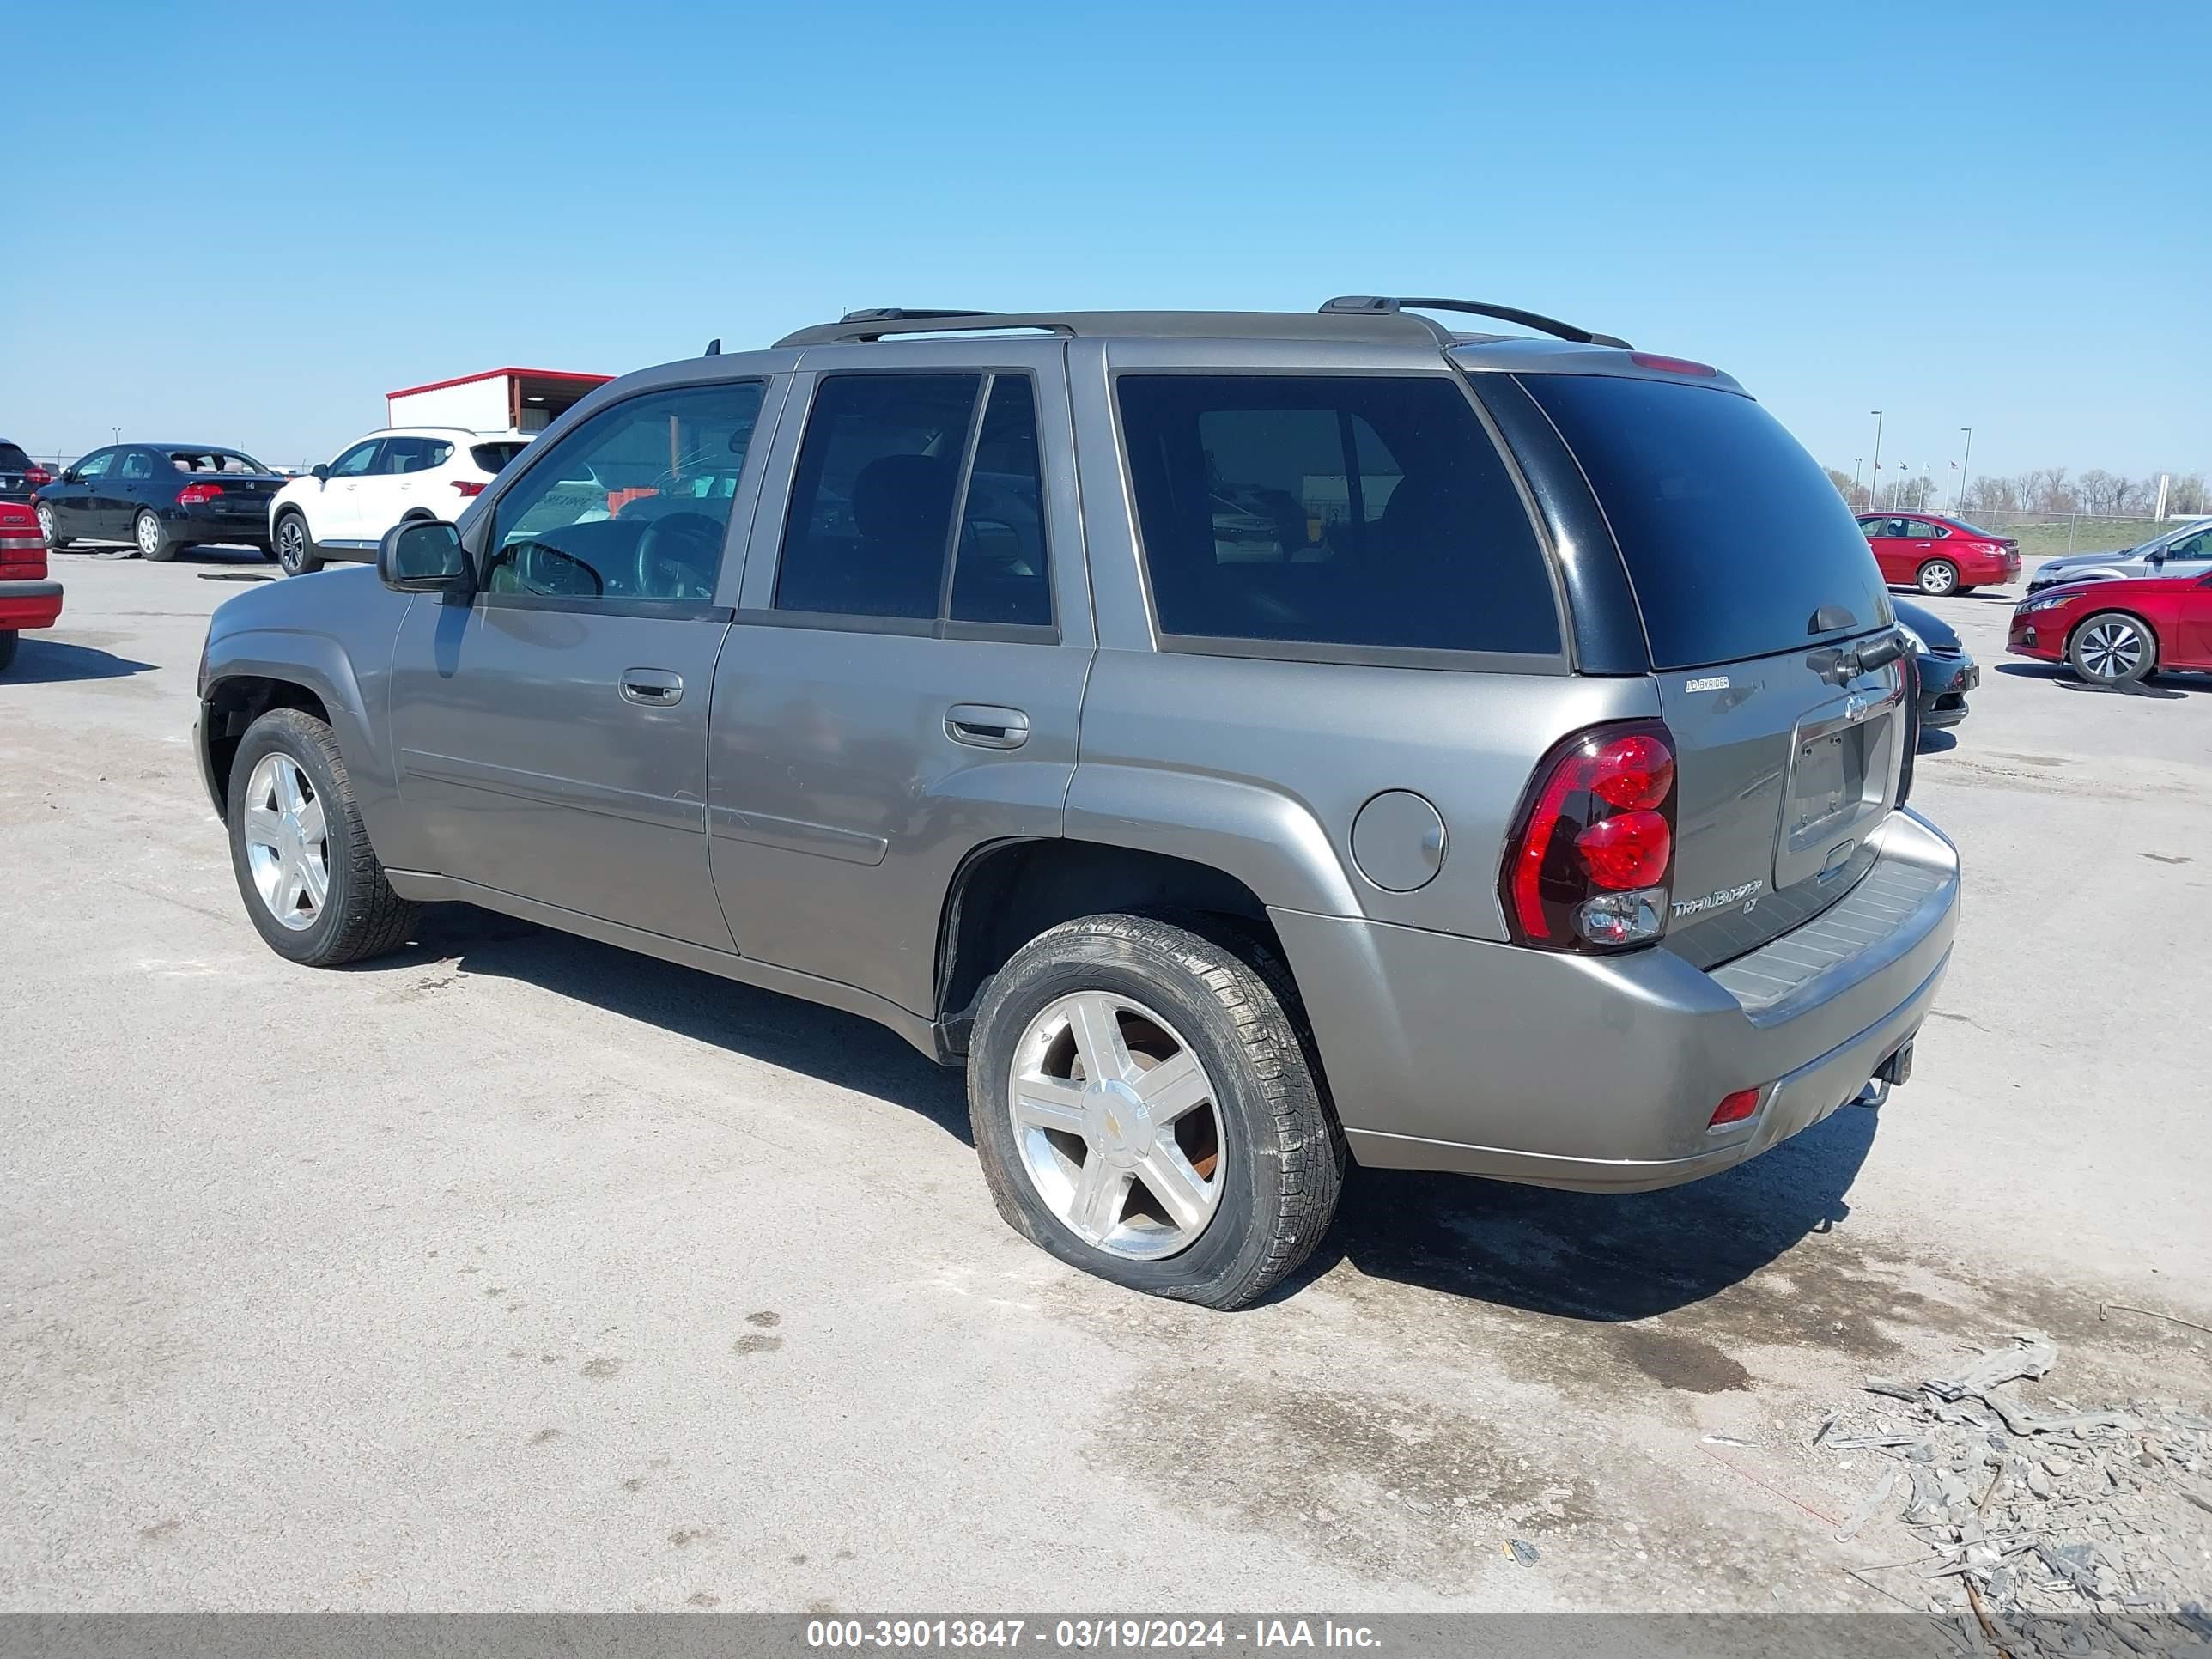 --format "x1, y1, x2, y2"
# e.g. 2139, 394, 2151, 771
1504, 721, 1678, 951
24, 465, 51, 488
177, 483, 225, 505
0, 502, 45, 563
452, 480, 485, 497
